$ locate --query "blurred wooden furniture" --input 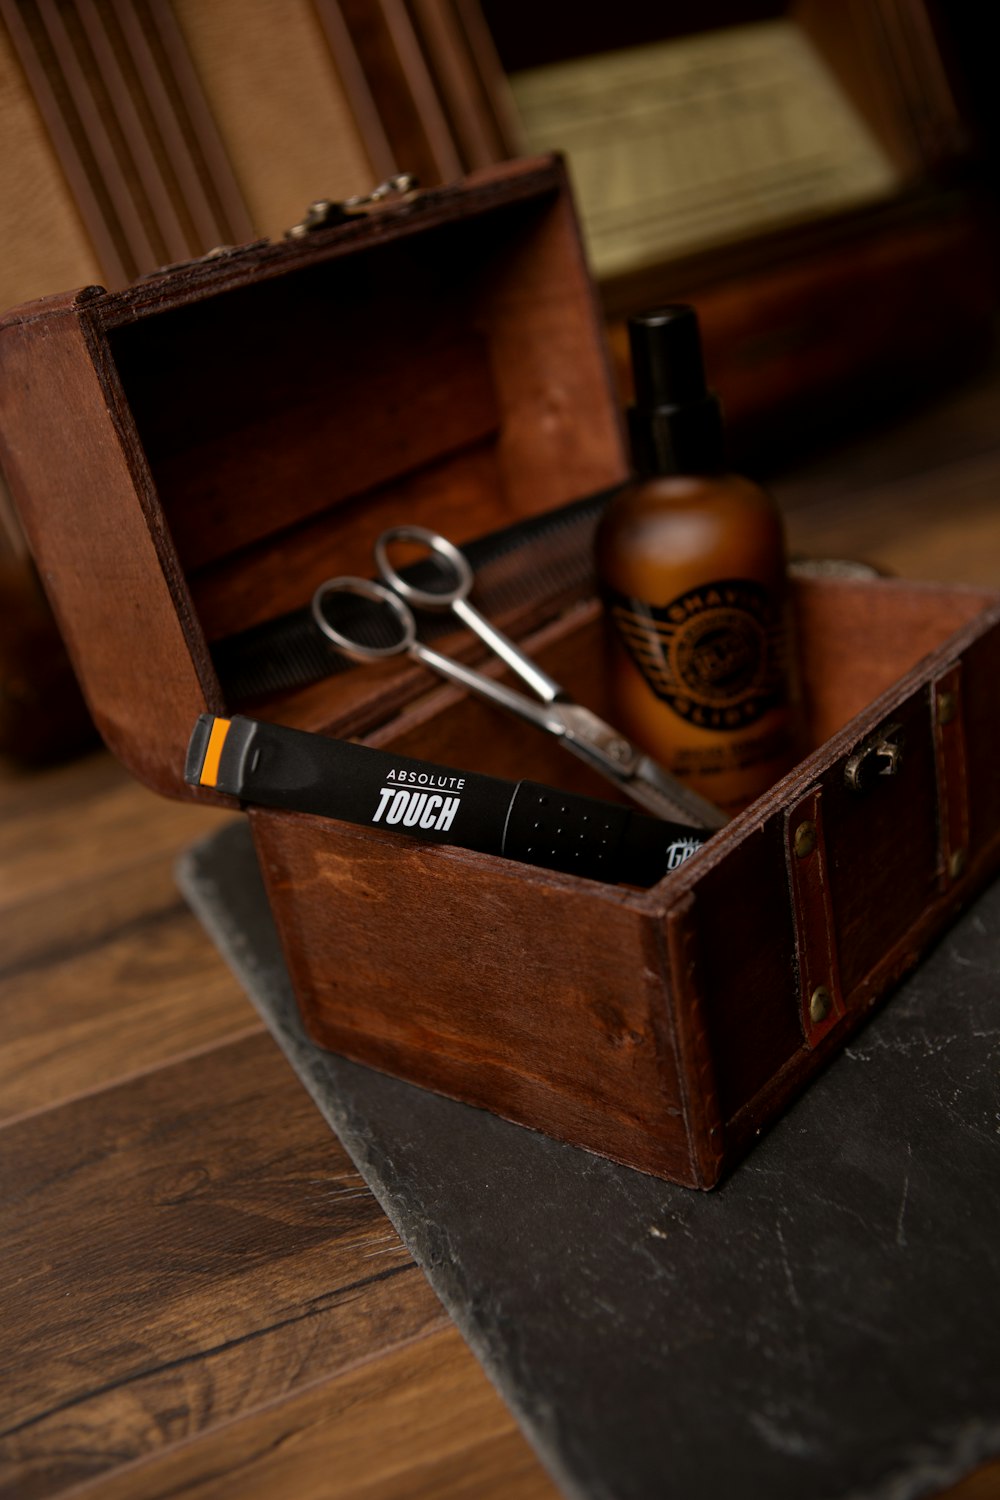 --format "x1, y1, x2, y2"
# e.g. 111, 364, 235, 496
0, 0, 378, 300
0, 0, 379, 761
3, 1, 996, 423
3, 352, 1000, 1499
335, 0, 999, 440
